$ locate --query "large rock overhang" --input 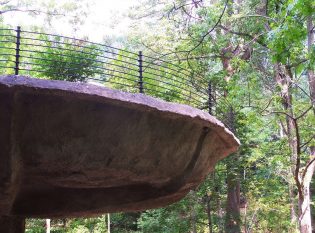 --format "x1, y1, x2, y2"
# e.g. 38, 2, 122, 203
0, 75, 239, 218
